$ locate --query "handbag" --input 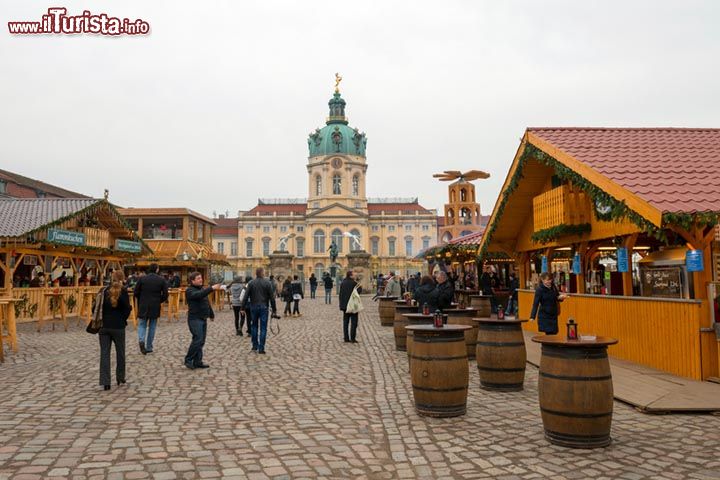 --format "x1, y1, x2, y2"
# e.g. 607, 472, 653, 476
346, 286, 364, 314
293, 293, 302, 301
86, 287, 108, 334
